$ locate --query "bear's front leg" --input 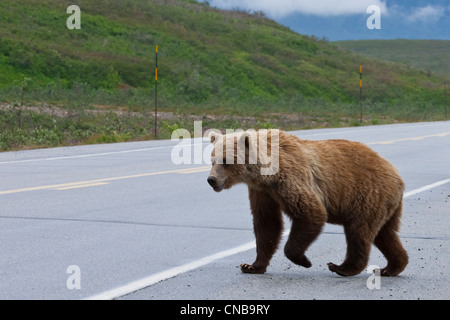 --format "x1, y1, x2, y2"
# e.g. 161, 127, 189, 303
240, 263, 266, 274
241, 189, 283, 274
